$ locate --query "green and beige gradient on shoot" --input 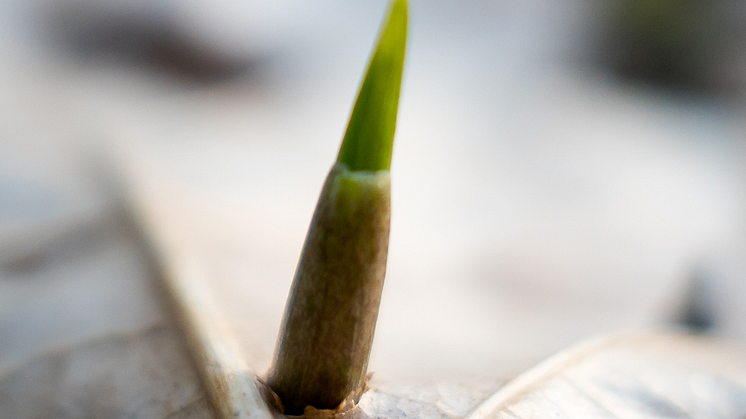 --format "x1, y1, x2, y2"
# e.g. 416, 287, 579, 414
266, 0, 407, 414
